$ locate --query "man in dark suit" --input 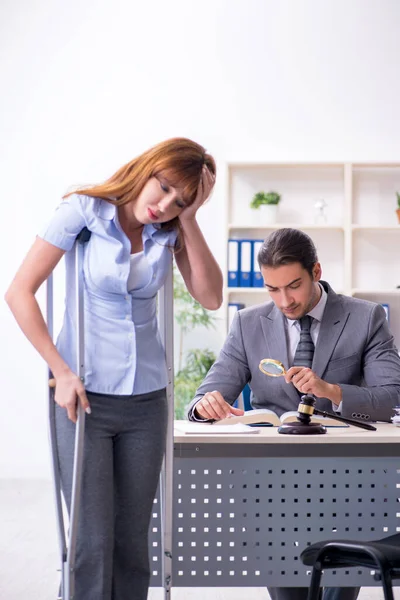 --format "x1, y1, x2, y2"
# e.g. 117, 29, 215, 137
187, 228, 400, 600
